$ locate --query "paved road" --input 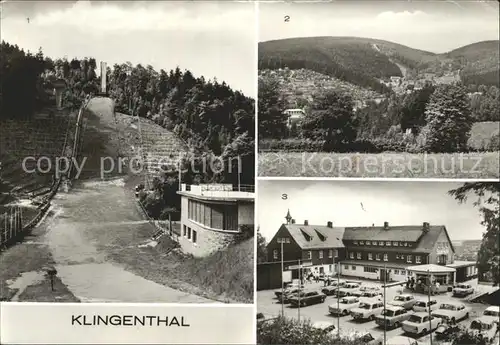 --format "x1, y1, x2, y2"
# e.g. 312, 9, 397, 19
46, 178, 212, 303
258, 281, 490, 344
